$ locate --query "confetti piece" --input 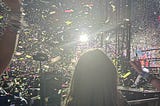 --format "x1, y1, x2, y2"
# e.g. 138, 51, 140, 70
84, 3, 94, 9
19, 58, 24, 60
59, 48, 64, 51
58, 89, 62, 94
122, 71, 131, 78
65, 21, 72, 25
40, 0, 49, 3
28, 38, 32, 41
44, 65, 49, 69
26, 55, 32, 58
51, 56, 61, 63
49, 11, 56, 14
15, 52, 23, 56
54, 77, 58, 80
105, 18, 110, 24
88, 25, 92, 28
111, 4, 116, 12
52, 5, 57, 8
64, 9, 74, 13
0, 15, 3, 19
